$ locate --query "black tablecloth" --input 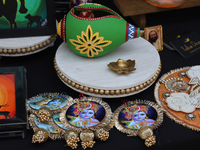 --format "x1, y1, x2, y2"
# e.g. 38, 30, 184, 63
1, 0, 200, 150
